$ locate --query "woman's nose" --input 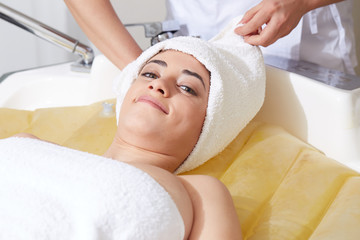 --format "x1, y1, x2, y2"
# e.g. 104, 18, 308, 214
148, 78, 170, 97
